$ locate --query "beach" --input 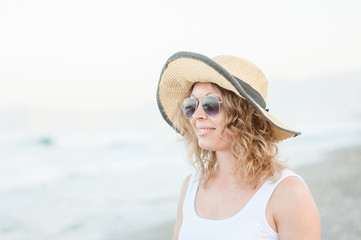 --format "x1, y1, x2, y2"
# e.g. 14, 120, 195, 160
298, 144, 361, 239
122, 144, 361, 240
